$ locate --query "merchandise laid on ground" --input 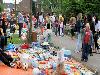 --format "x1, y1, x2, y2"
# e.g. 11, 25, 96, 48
0, 41, 97, 75
0, 26, 98, 75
